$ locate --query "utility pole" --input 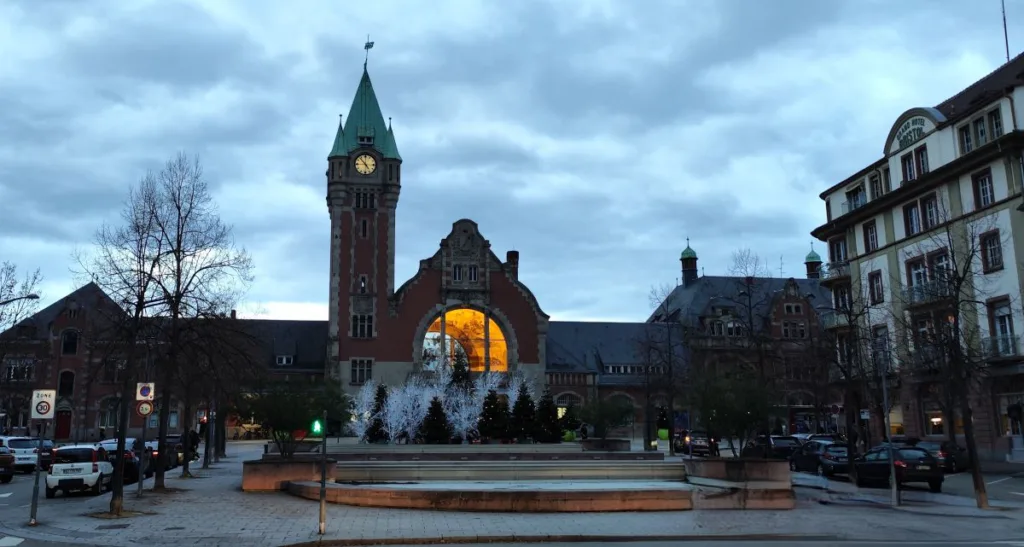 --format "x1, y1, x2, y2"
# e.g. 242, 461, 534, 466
318, 409, 328, 535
